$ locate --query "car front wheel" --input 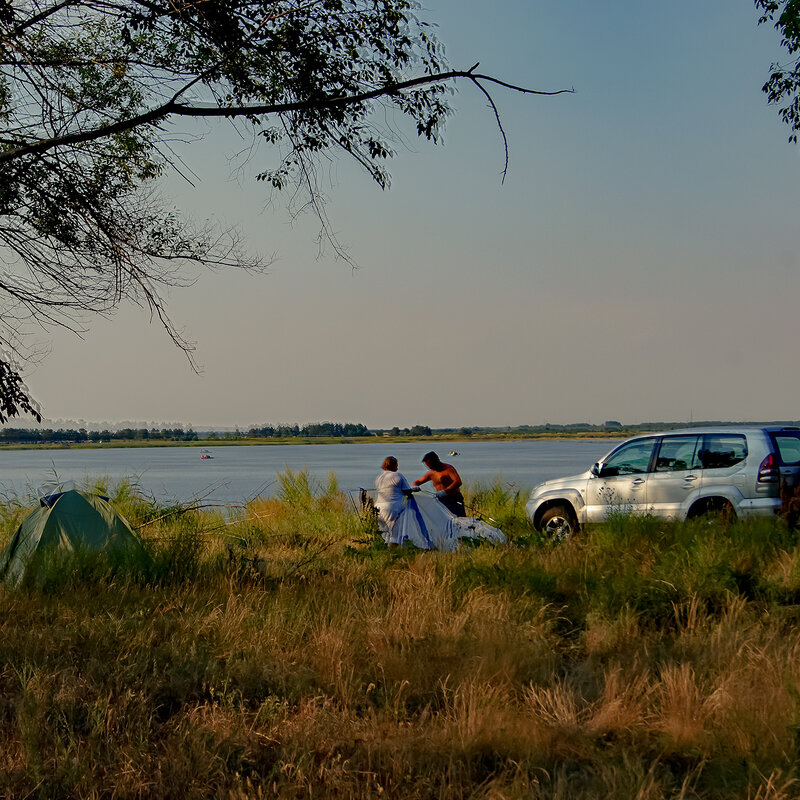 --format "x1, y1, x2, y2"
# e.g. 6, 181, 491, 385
539, 505, 578, 541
